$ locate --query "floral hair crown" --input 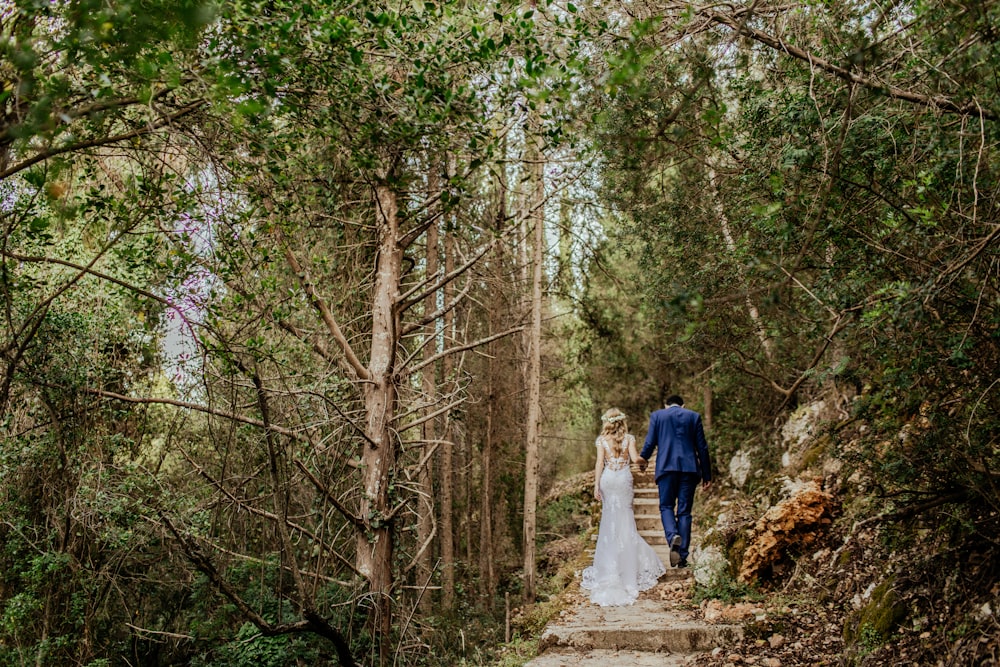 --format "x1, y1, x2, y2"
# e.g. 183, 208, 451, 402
601, 413, 627, 424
